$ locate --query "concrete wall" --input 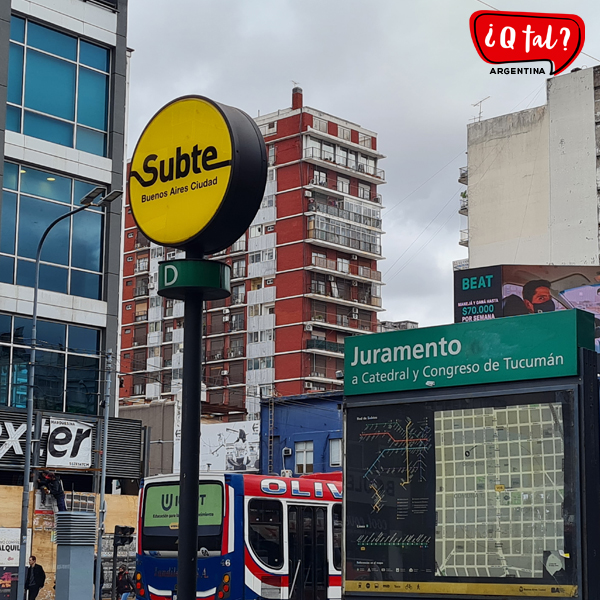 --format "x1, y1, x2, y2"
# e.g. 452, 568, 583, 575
547, 68, 598, 264
120, 401, 175, 475
467, 67, 600, 268
0, 486, 137, 600
467, 106, 551, 267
